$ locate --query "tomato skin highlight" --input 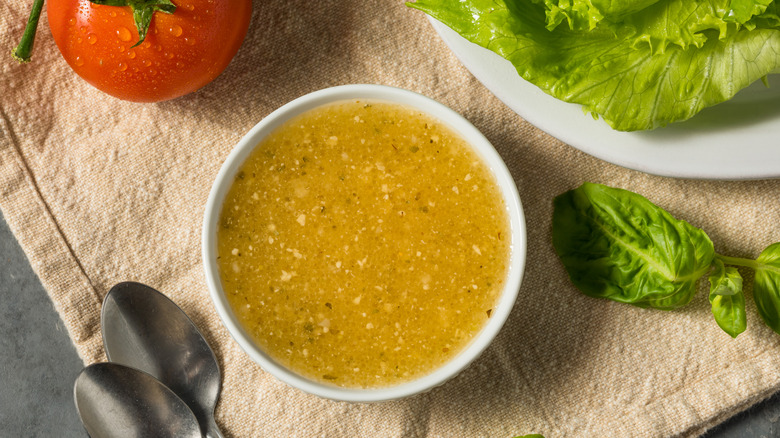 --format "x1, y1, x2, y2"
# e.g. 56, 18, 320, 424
47, 0, 251, 102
